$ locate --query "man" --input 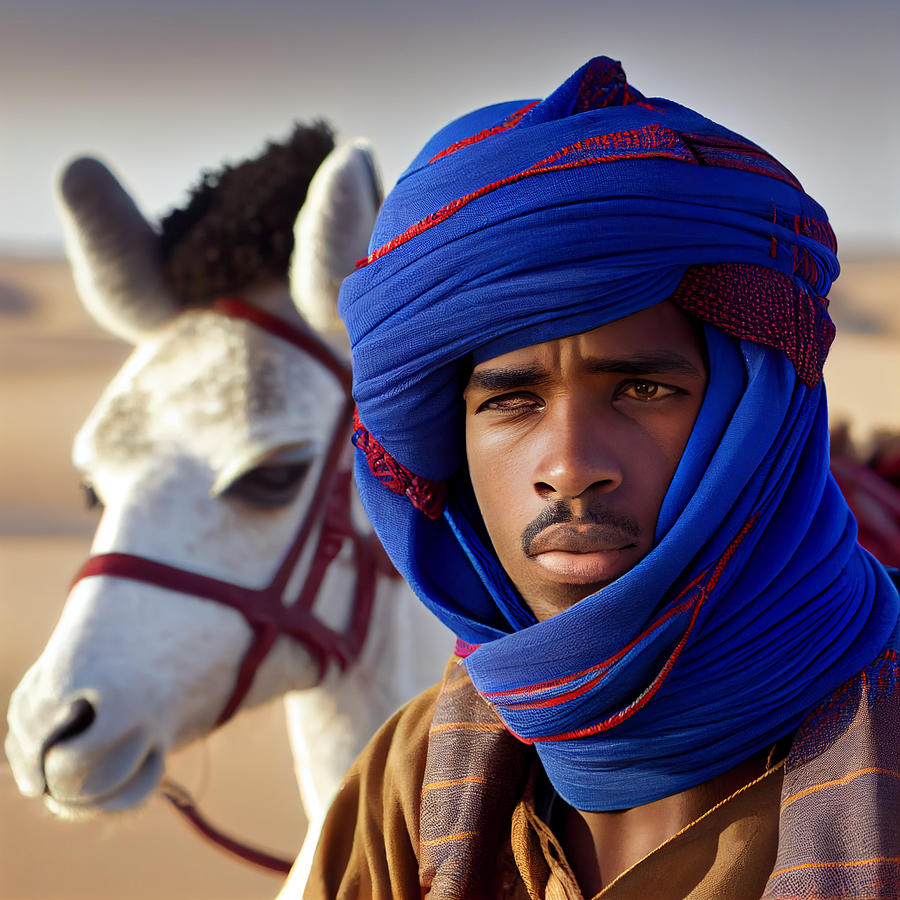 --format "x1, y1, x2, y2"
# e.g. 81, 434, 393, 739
303, 58, 900, 898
